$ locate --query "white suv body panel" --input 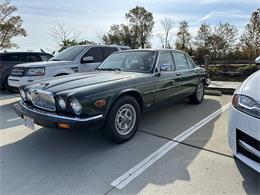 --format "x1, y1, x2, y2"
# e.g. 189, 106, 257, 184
8, 45, 128, 88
